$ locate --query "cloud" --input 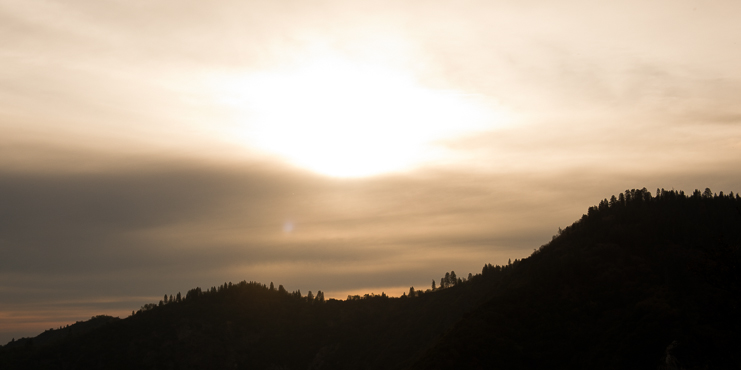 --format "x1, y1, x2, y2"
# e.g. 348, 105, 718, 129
0, 154, 562, 297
